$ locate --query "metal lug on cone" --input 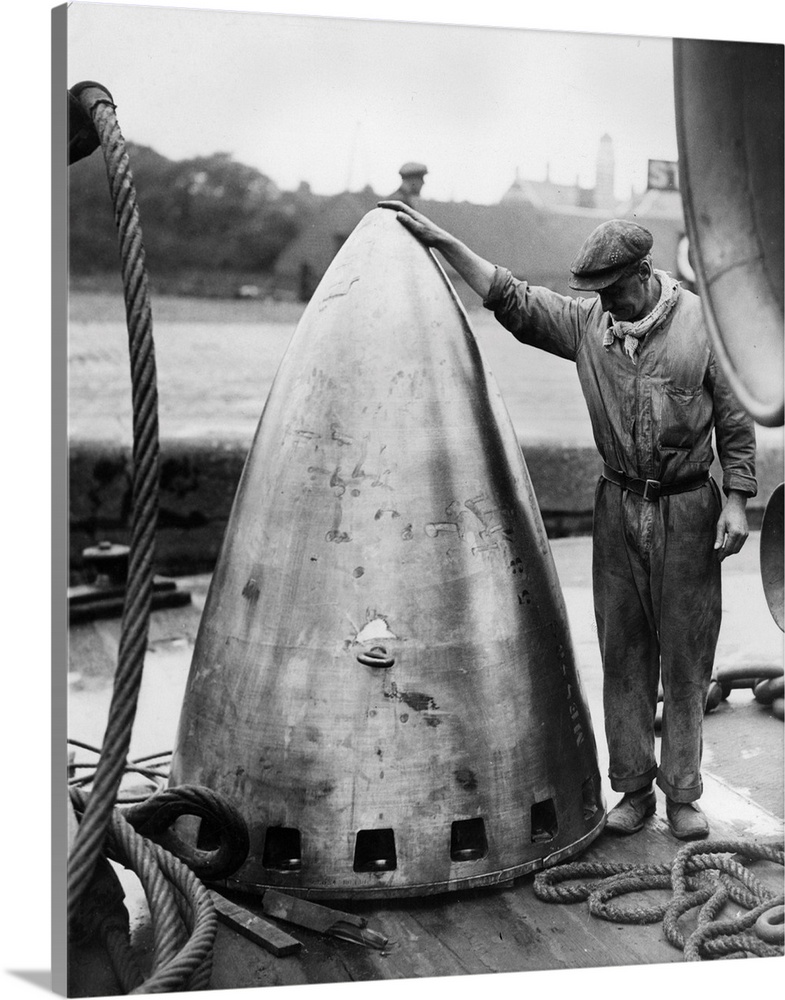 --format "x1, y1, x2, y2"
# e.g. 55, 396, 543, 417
170, 208, 605, 898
